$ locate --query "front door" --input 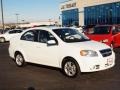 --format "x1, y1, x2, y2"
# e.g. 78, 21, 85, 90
35, 30, 60, 67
